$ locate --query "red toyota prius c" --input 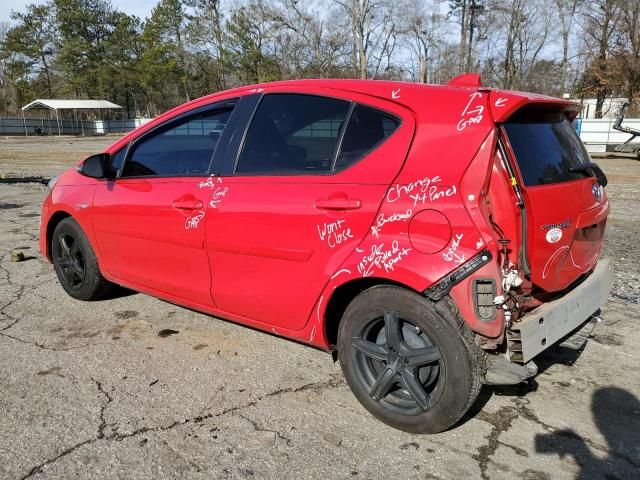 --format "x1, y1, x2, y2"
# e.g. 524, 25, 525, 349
40, 74, 613, 433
